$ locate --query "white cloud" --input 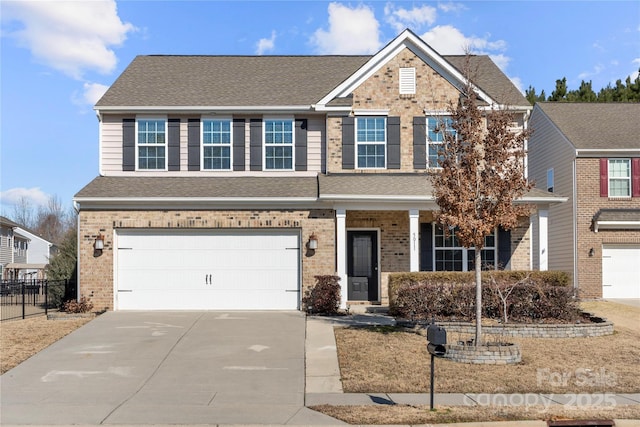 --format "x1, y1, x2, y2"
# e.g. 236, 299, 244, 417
2, 0, 135, 79
437, 2, 467, 13
420, 25, 507, 56
310, 3, 381, 54
384, 3, 436, 33
256, 31, 276, 55
0, 187, 50, 207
